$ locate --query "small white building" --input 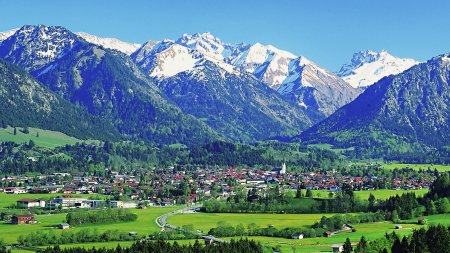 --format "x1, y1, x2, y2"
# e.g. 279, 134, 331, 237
291, 234, 304, 239
16, 199, 45, 208
331, 244, 343, 253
